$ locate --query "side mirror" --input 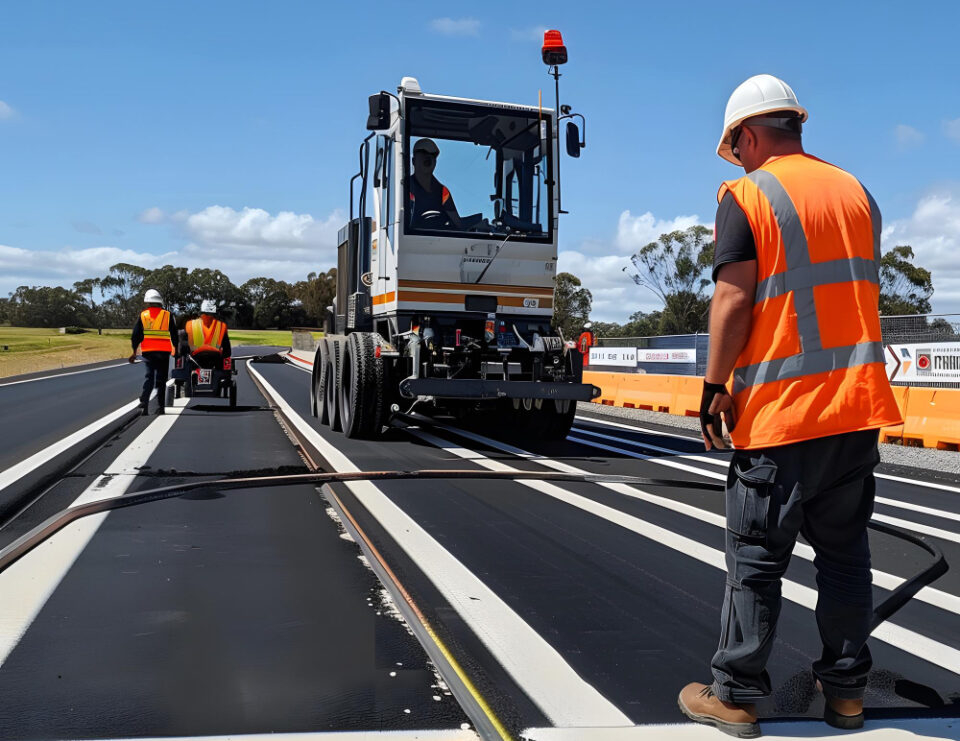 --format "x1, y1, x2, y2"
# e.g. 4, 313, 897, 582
565, 121, 581, 158
366, 93, 391, 131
